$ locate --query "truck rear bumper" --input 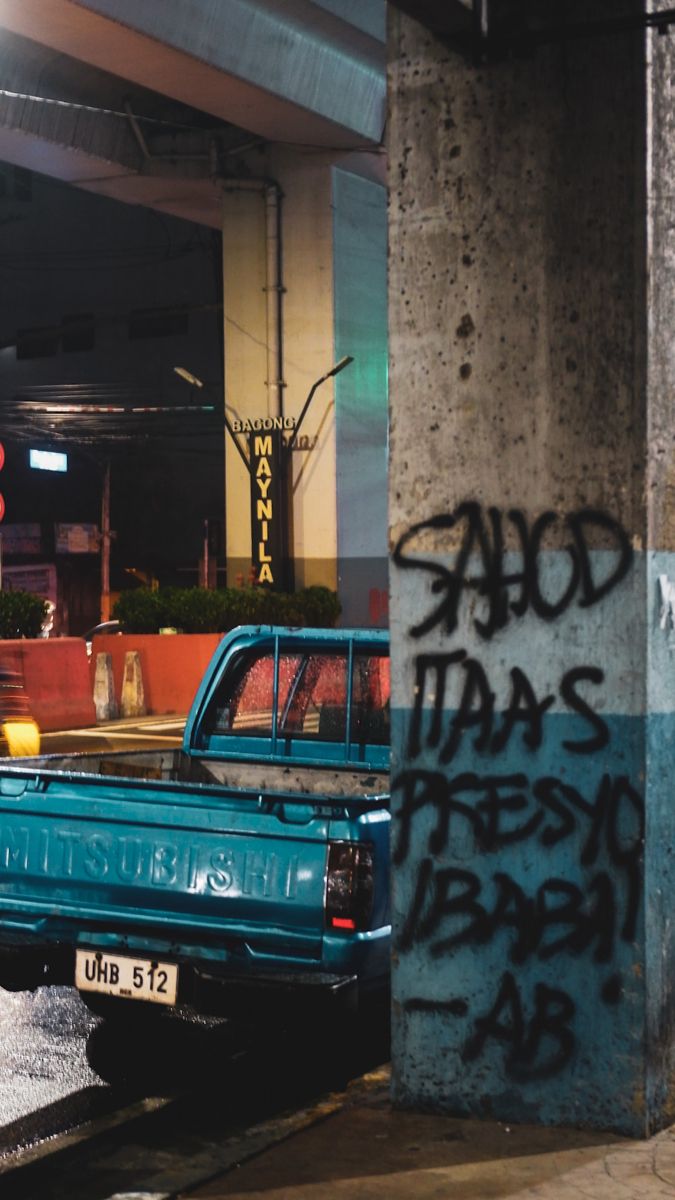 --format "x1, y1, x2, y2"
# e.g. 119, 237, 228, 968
0, 935, 362, 1020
